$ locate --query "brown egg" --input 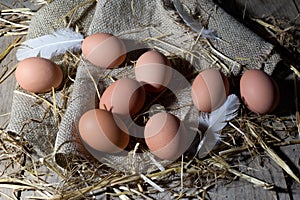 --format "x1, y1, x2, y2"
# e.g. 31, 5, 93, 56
82, 33, 126, 68
191, 69, 230, 112
144, 112, 187, 160
135, 50, 172, 92
15, 57, 63, 93
99, 78, 146, 116
240, 69, 279, 114
78, 109, 129, 153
